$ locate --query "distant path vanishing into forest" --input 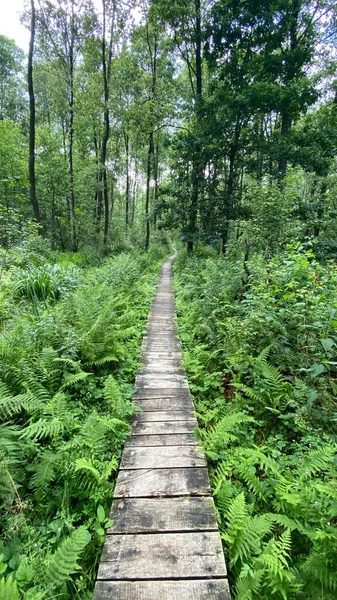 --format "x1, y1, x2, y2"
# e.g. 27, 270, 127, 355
93, 255, 231, 600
